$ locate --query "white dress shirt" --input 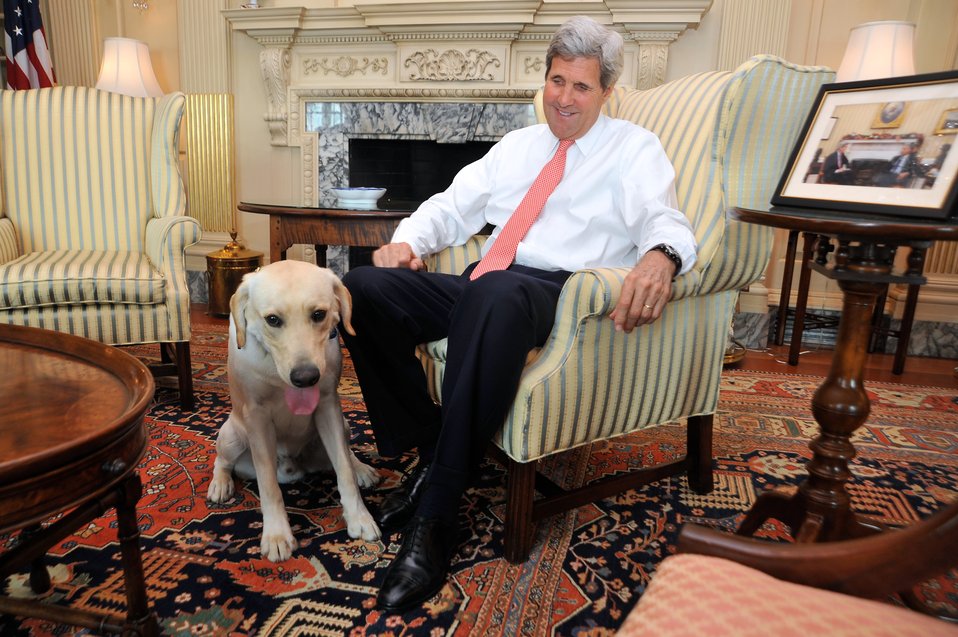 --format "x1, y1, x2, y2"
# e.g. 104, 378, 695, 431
391, 114, 697, 274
